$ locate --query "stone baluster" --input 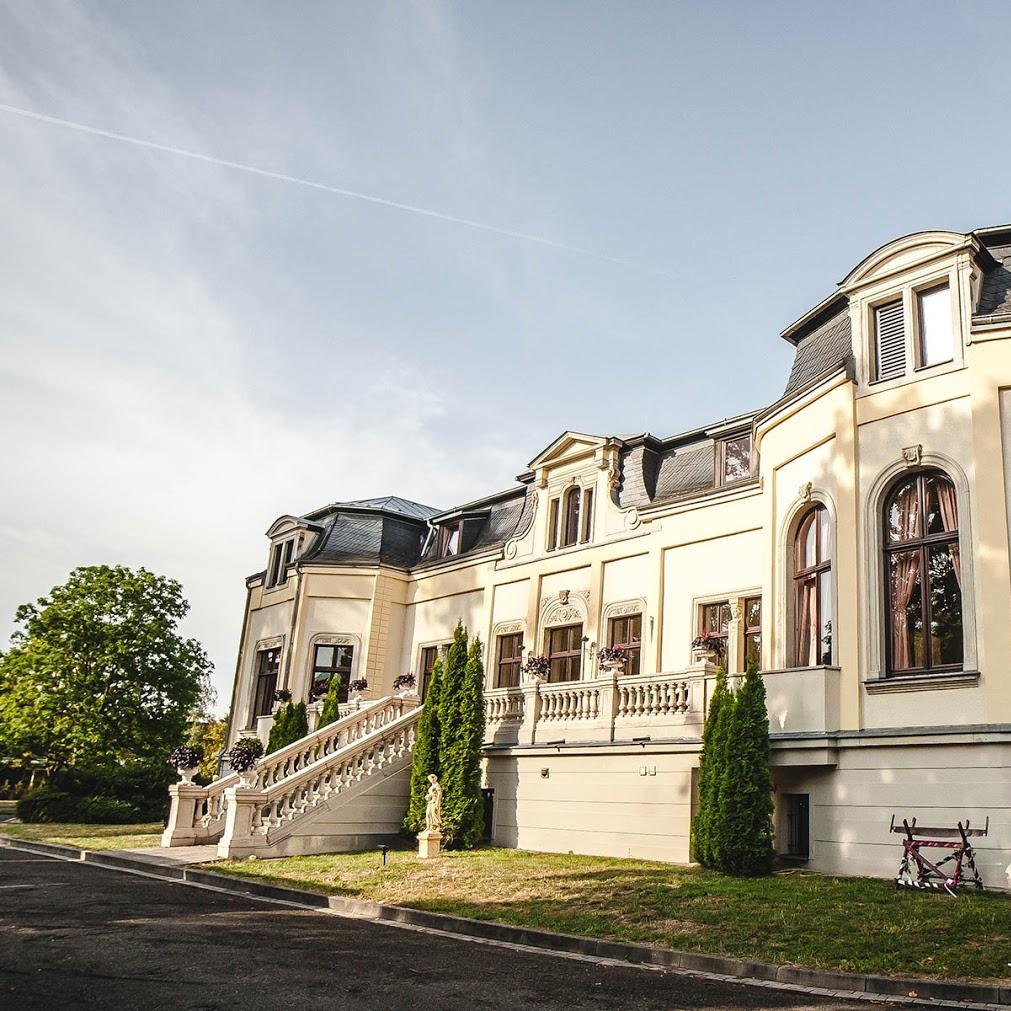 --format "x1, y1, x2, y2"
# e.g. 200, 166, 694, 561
519, 680, 541, 745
